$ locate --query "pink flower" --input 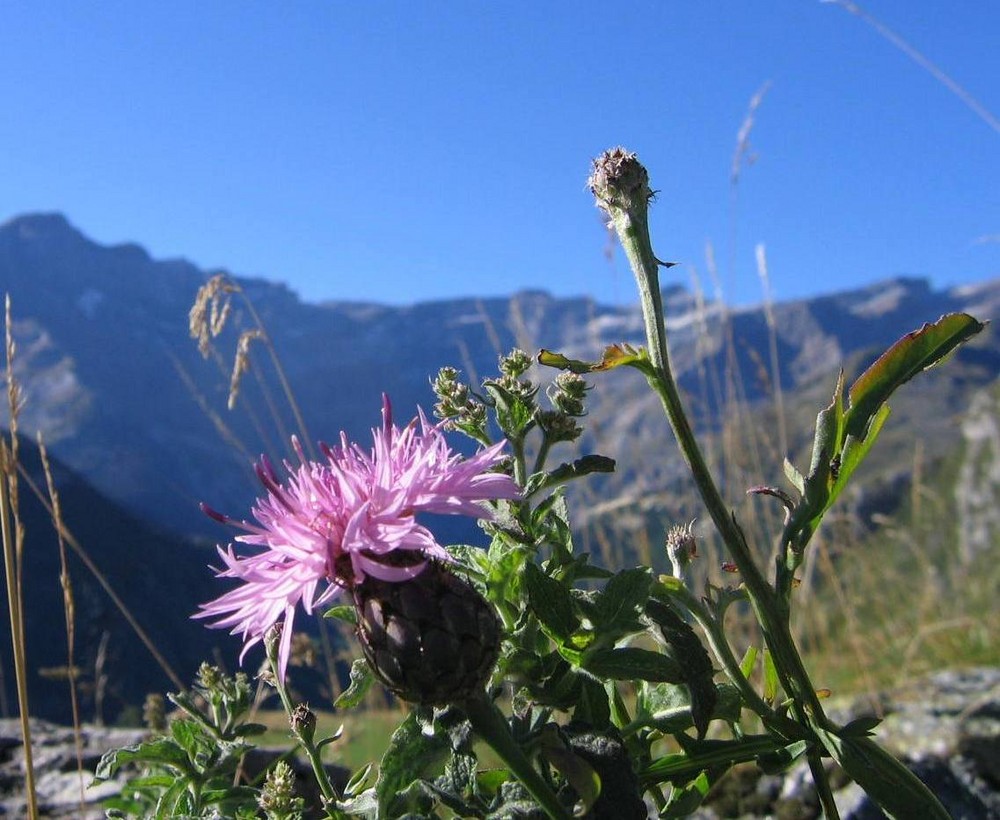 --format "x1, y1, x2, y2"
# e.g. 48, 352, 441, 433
195, 396, 519, 679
